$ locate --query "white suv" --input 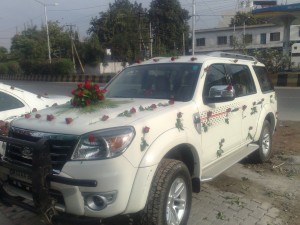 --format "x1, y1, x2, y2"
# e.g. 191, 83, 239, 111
0, 52, 277, 225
